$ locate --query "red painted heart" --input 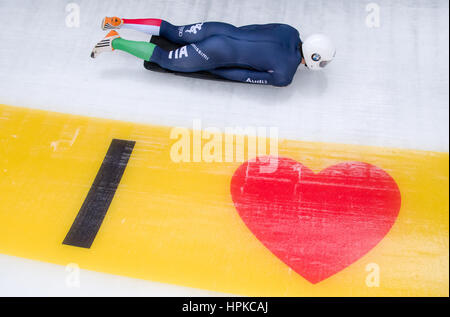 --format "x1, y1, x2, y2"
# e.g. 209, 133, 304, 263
230, 157, 401, 284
